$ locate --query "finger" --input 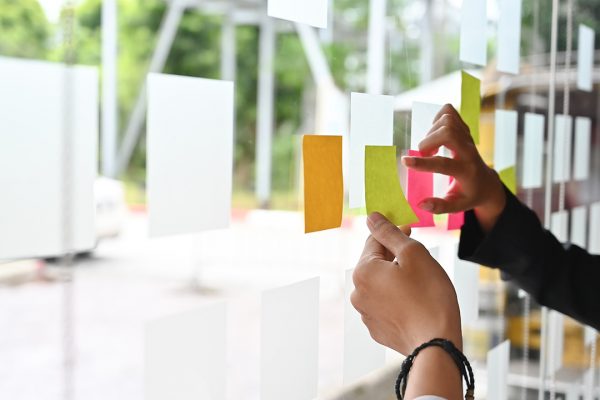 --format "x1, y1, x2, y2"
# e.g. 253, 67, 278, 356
418, 126, 465, 158
417, 194, 471, 215
402, 155, 461, 177
433, 103, 459, 124
366, 212, 411, 257
399, 225, 412, 237
359, 235, 394, 263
